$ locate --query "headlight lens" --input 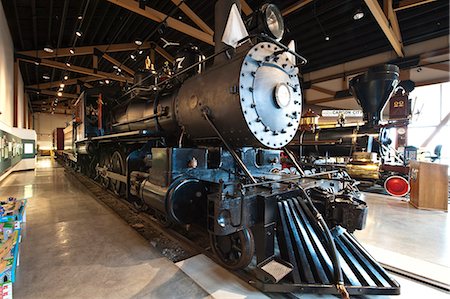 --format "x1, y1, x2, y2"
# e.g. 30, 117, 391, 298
274, 83, 291, 108
263, 4, 284, 41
